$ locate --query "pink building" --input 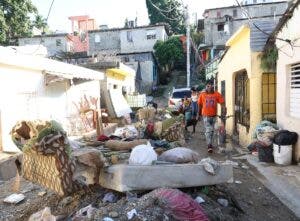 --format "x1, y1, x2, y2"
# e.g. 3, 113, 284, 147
68, 15, 97, 53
